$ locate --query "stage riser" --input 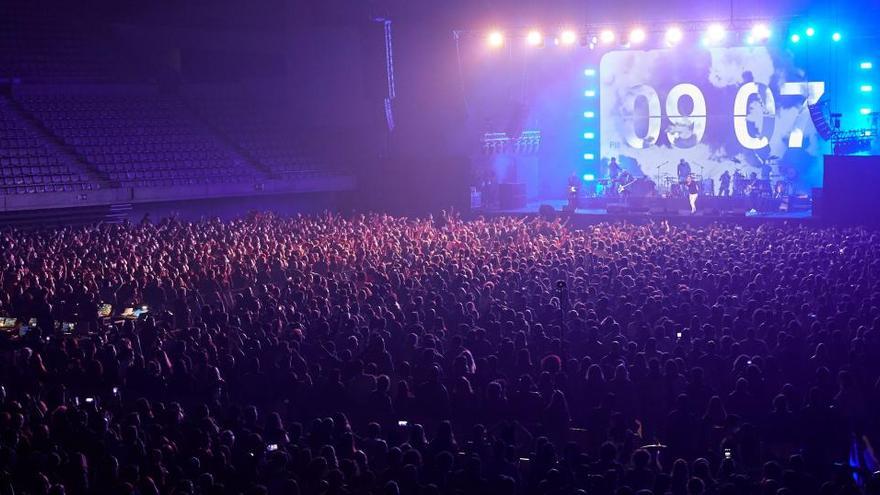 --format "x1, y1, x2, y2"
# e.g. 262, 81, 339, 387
578, 196, 791, 212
